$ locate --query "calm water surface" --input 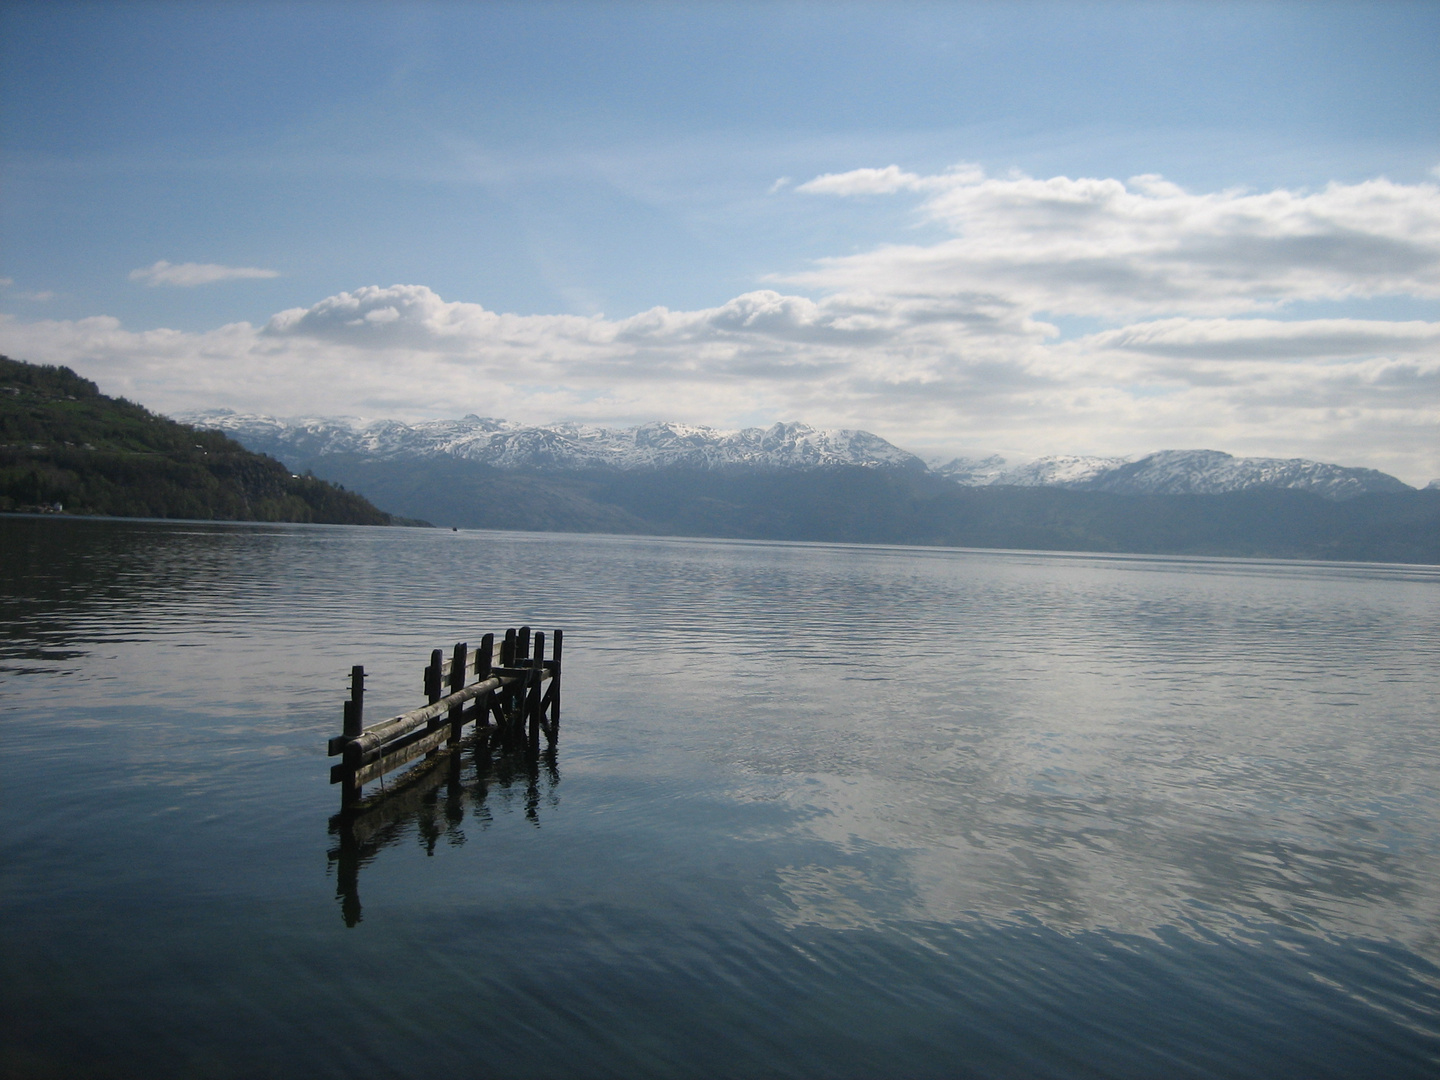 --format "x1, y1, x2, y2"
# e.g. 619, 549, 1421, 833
2, 515, 1438, 1078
